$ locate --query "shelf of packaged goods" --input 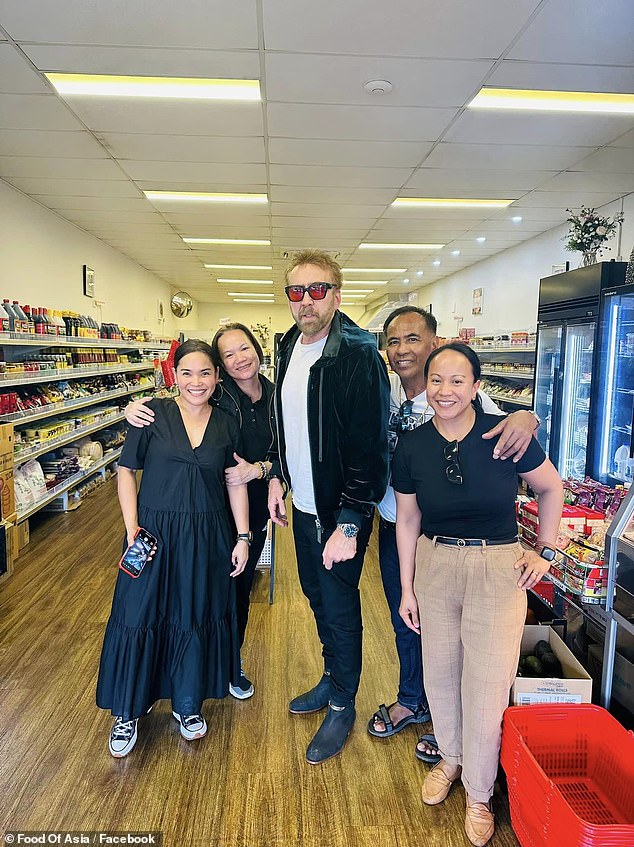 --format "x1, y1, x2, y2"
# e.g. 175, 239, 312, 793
17, 446, 123, 521
0, 361, 154, 388
480, 369, 534, 380
472, 346, 536, 354
486, 394, 533, 407
0, 383, 153, 425
520, 534, 605, 607
13, 412, 126, 466
0, 332, 171, 350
